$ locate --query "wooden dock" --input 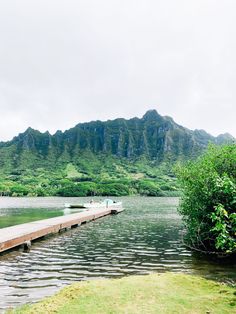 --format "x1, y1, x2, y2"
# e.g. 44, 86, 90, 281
0, 207, 123, 253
